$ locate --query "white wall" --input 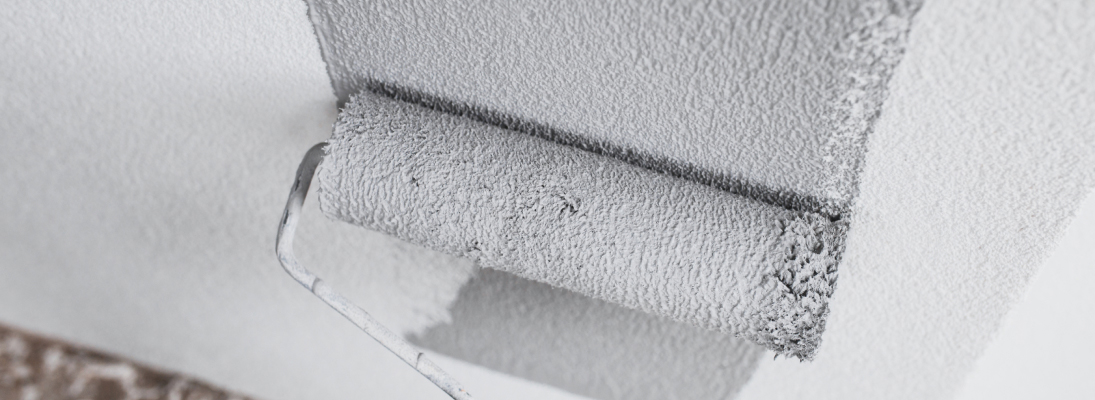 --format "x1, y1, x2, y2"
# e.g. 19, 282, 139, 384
0, 1, 576, 399
738, 1, 1095, 399
303, 2, 919, 396
2, 1, 1092, 400
306, 0, 921, 216
955, 191, 1095, 400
